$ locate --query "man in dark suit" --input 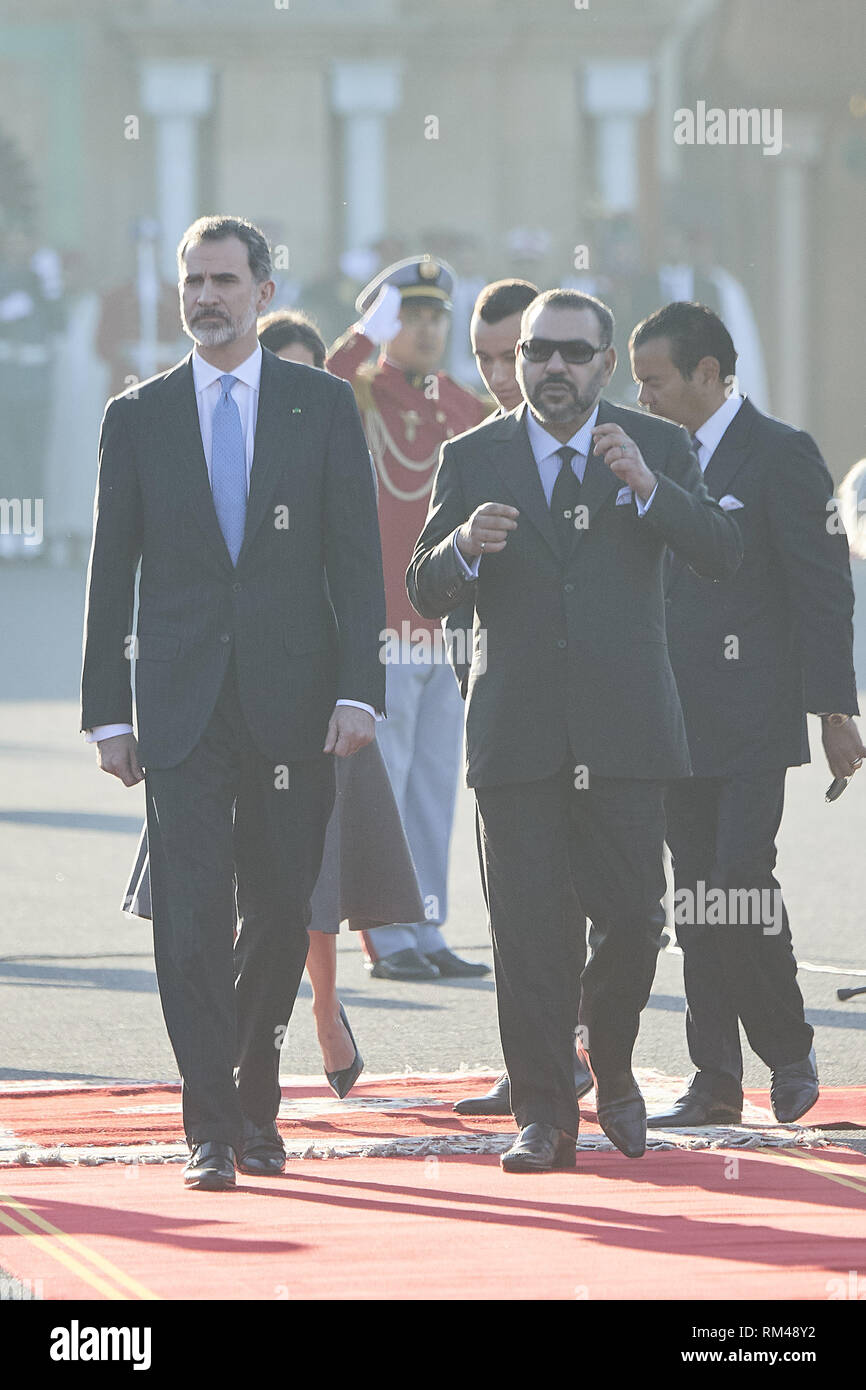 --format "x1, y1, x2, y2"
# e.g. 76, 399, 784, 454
629, 301, 863, 1129
408, 289, 742, 1170
447, 277, 595, 1118
81, 216, 385, 1190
